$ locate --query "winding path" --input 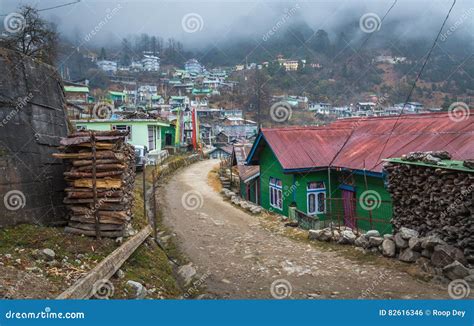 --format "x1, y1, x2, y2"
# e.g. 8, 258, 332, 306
159, 159, 449, 299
